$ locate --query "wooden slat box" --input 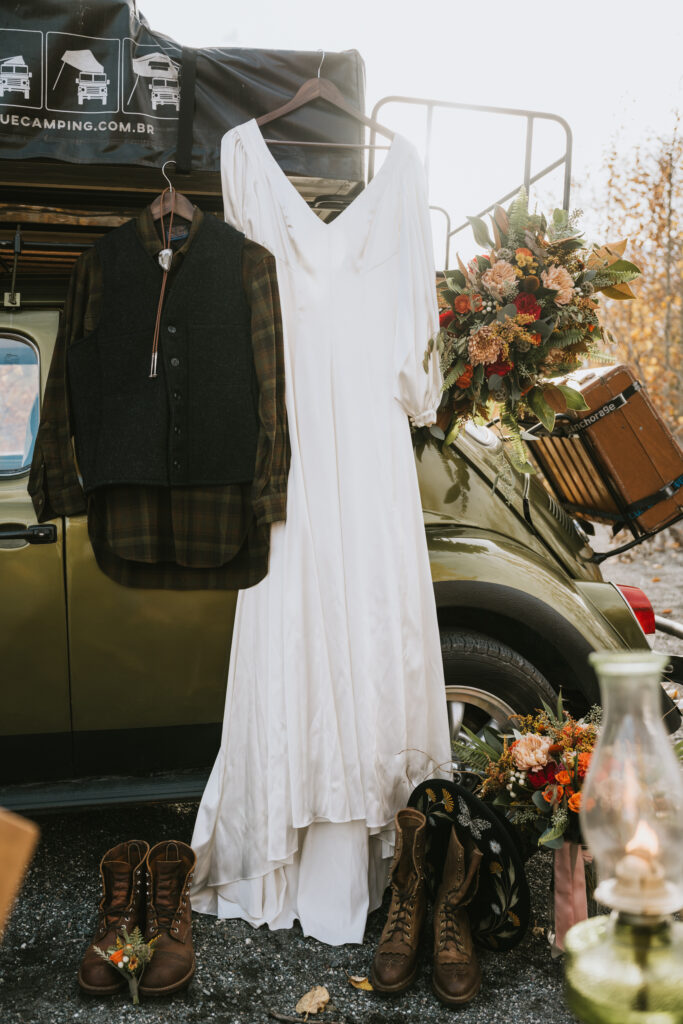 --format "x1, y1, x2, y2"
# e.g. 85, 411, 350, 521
527, 364, 683, 536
